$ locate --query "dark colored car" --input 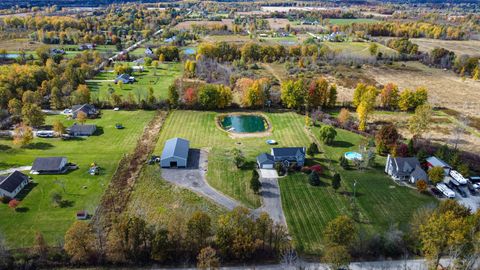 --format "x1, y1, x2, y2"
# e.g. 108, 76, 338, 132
454, 185, 468, 198
467, 182, 477, 196
430, 187, 444, 198
446, 181, 456, 190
